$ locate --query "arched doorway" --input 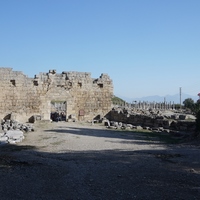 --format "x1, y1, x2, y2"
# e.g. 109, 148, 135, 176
50, 100, 66, 121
